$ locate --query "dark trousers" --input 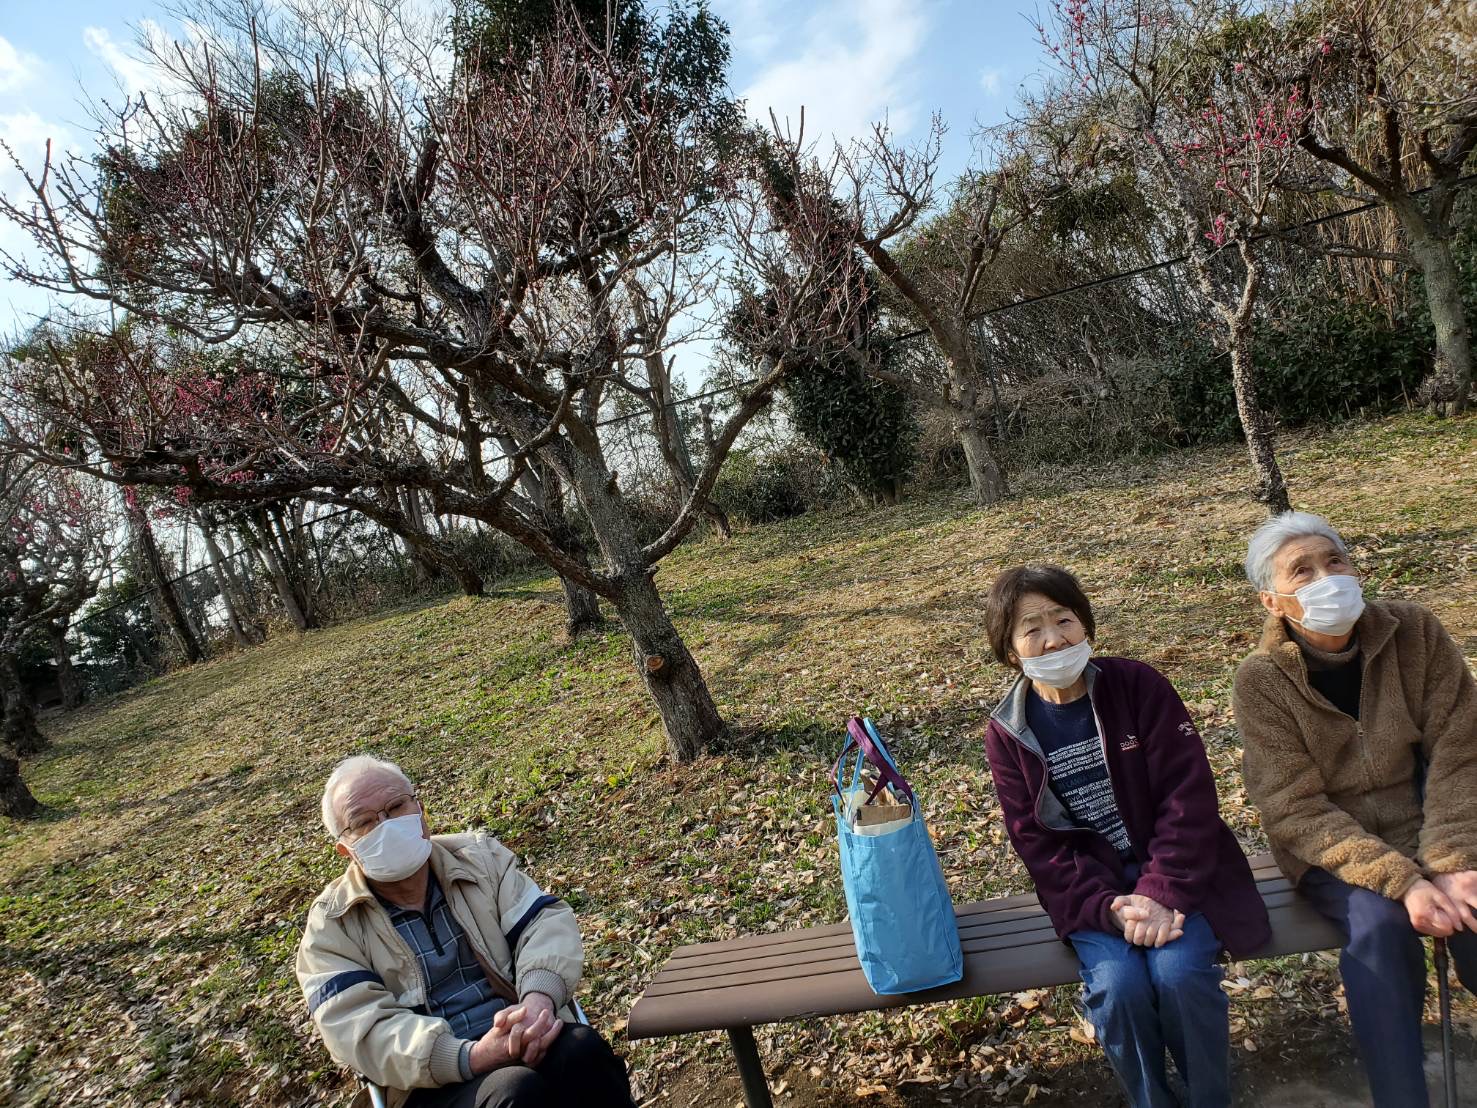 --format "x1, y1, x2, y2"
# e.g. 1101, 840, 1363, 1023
404, 1024, 636, 1108
1299, 867, 1477, 1108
